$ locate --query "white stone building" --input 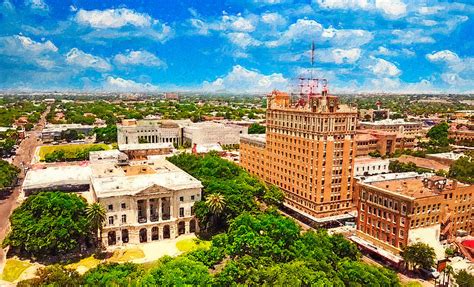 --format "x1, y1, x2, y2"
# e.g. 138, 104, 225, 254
183, 122, 248, 145
90, 157, 202, 247
117, 119, 191, 146
354, 157, 390, 177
